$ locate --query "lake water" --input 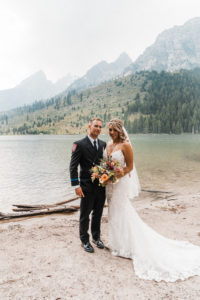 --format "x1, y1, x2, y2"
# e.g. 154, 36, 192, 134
0, 134, 200, 212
